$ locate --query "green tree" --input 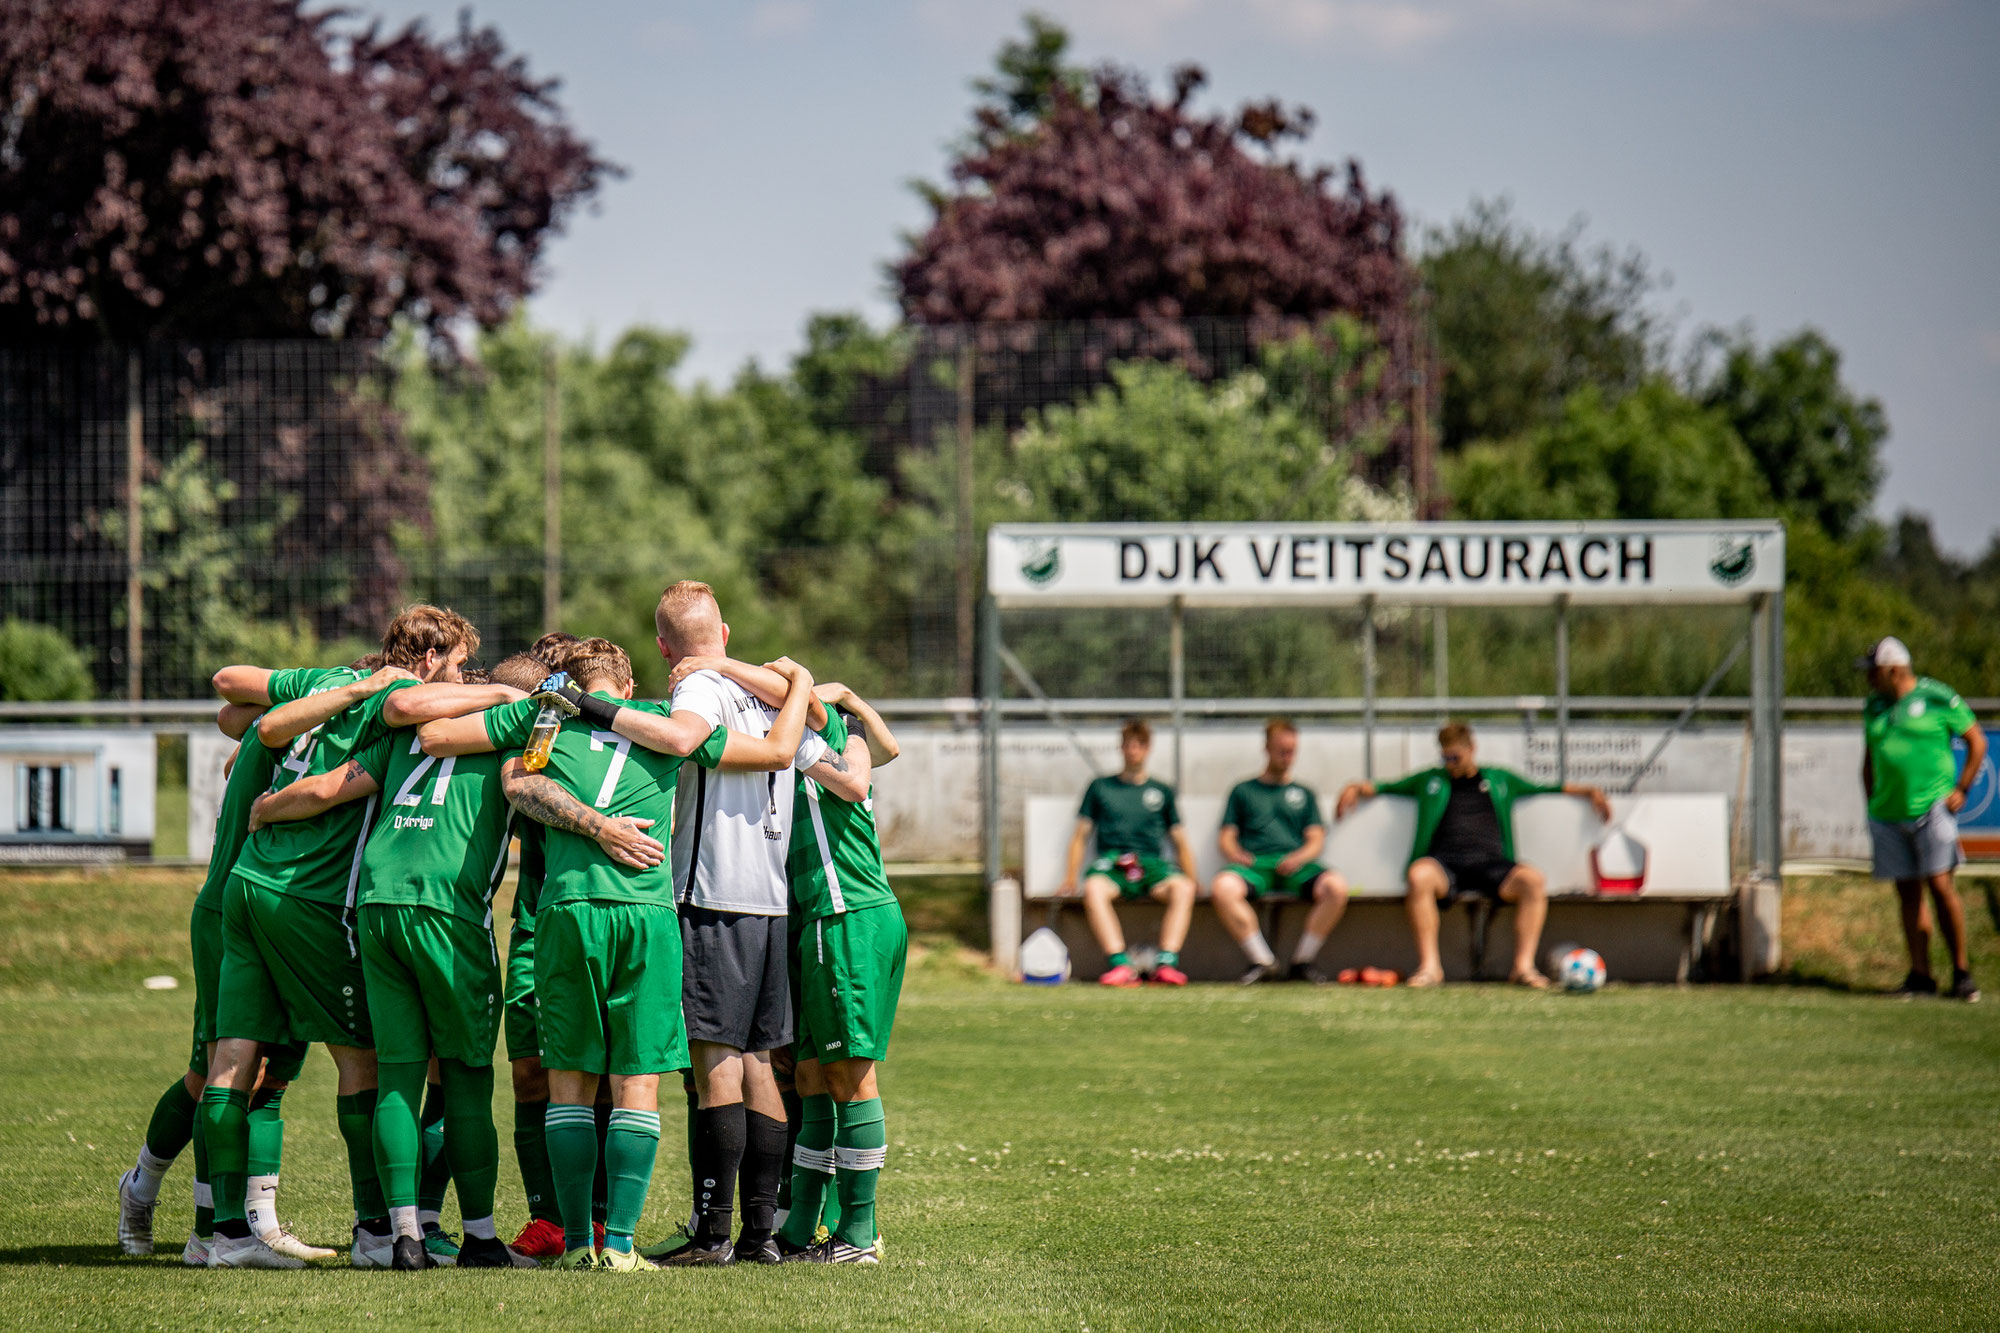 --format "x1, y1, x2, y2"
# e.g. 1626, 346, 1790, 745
1695, 328, 1886, 540
0, 622, 96, 702
1447, 379, 1767, 522
1420, 199, 1663, 454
